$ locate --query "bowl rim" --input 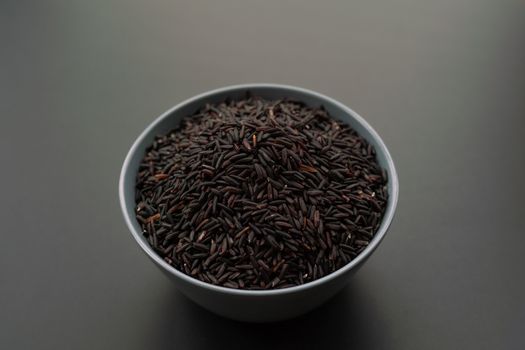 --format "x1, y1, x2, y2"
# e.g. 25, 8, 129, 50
119, 83, 399, 296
